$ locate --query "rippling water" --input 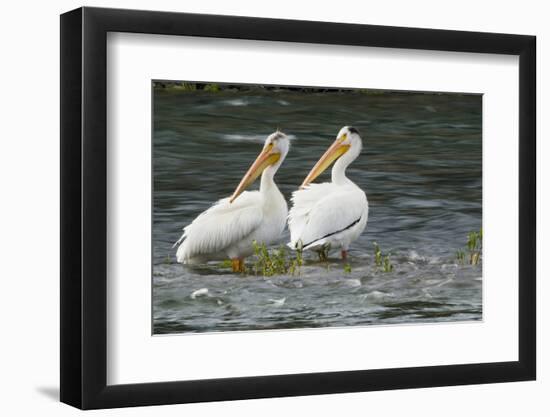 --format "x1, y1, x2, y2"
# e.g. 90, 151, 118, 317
153, 85, 482, 334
